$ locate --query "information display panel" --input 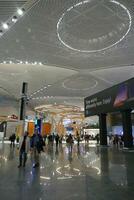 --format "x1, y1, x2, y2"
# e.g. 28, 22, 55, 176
84, 78, 134, 117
